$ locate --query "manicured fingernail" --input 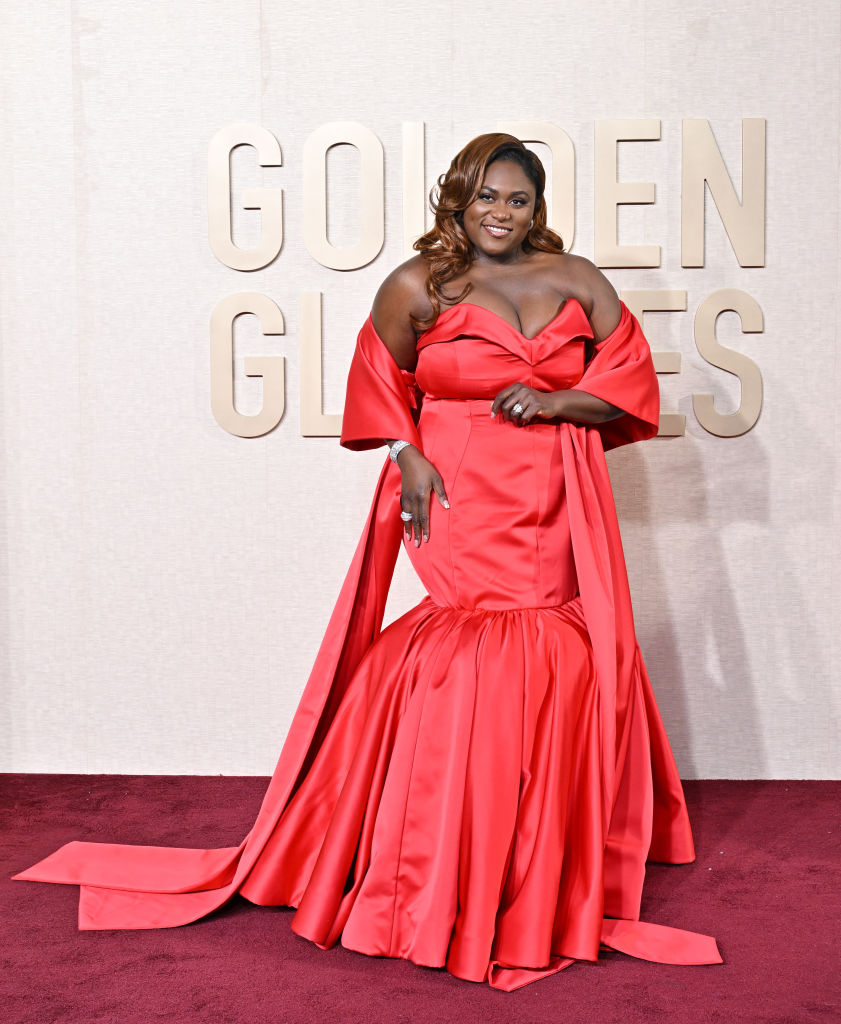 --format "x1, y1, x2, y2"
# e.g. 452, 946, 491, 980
415, 537, 420, 547
443, 499, 450, 509
490, 410, 496, 418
